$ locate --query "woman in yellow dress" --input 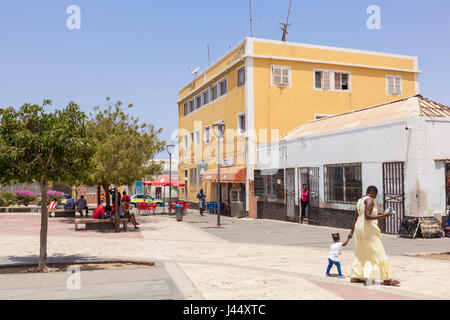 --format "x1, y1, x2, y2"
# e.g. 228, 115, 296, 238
348, 185, 400, 286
